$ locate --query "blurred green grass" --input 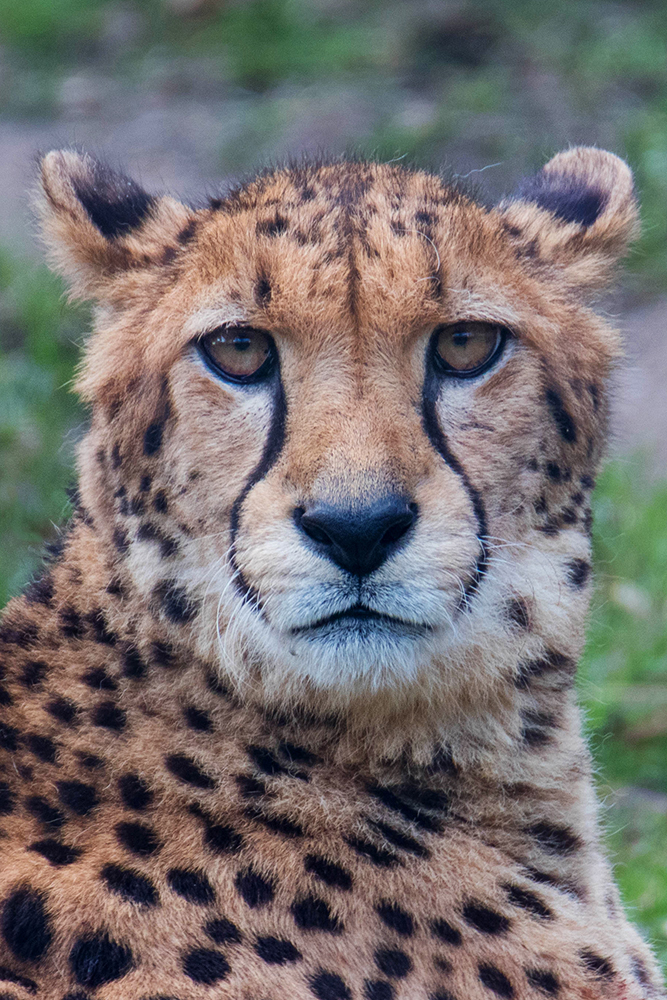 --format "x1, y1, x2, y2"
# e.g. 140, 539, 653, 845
0, 253, 666, 965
